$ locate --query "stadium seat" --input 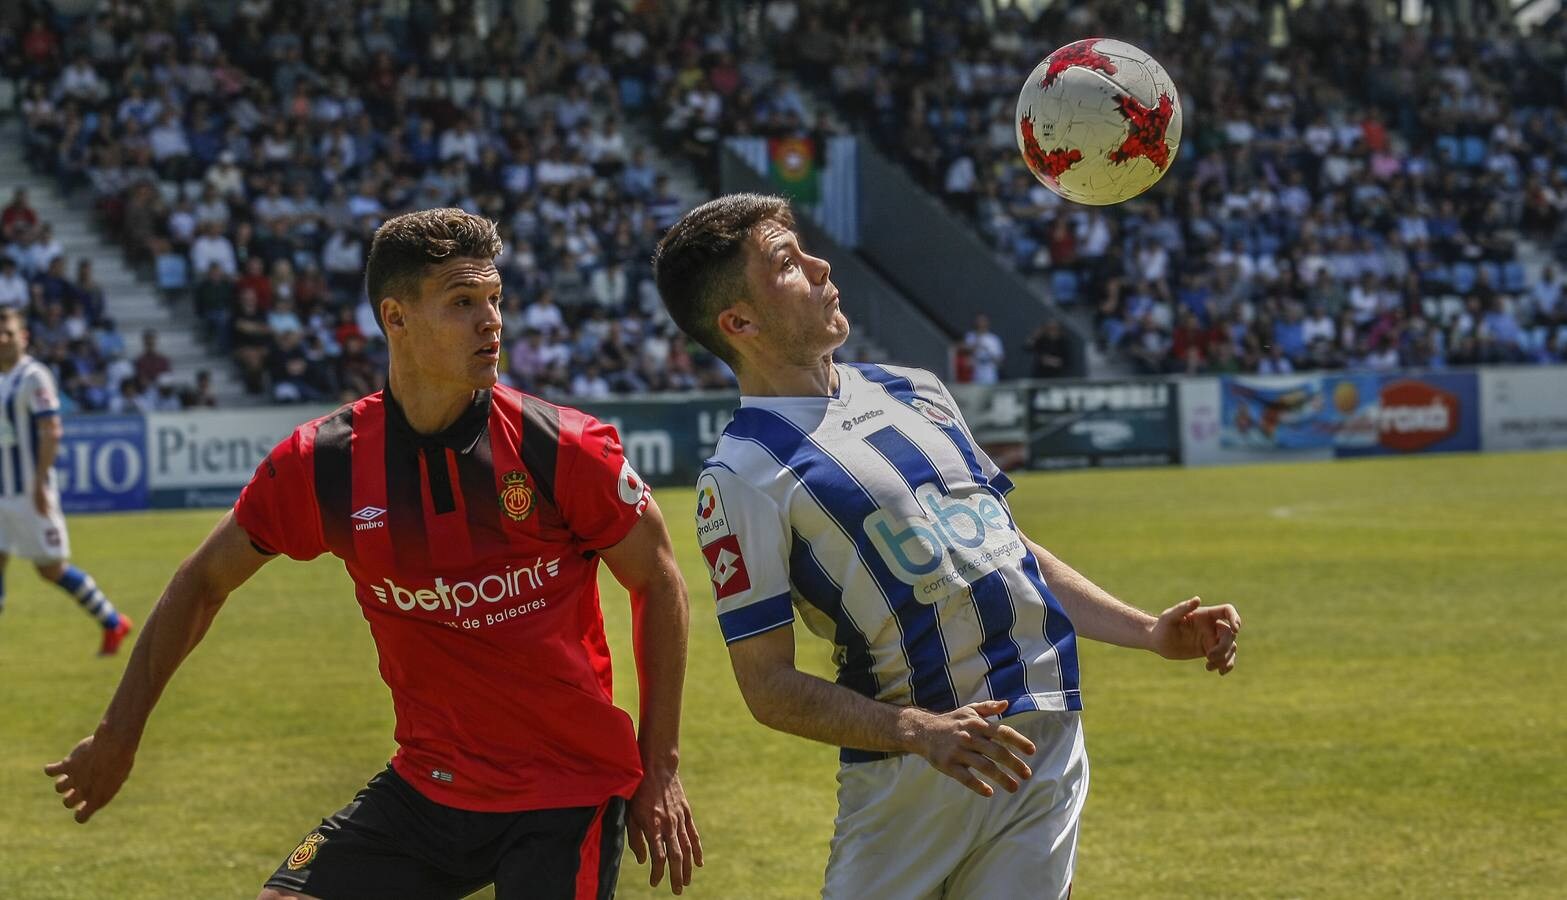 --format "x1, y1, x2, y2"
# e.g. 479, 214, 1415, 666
155, 253, 189, 297
1479, 262, 1501, 288
480, 78, 510, 109
1435, 135, 1460, 164
1051, 269, 1080, 304
450, 78, 476, 106
1452, 262, 1476, 294
619, 76, 648, 110
1439, 295, 1466, 323
1503, 261, 1527, 293
1461, 136, 1488, 168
